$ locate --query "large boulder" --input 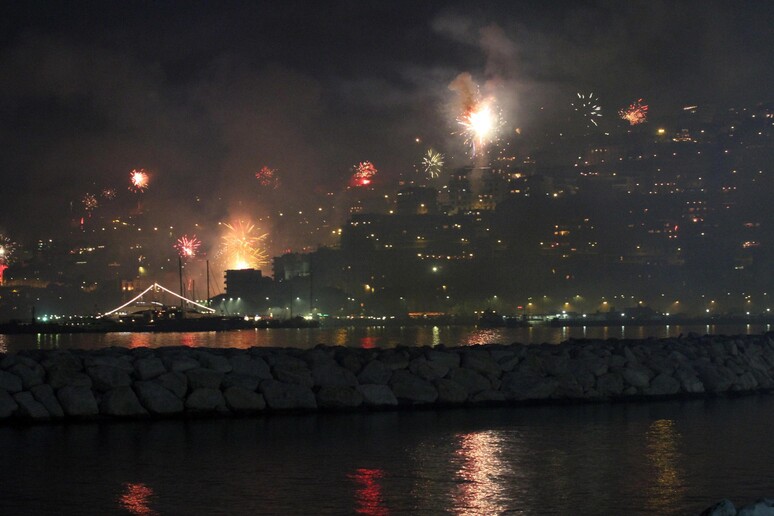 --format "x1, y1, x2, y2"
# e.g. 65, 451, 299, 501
222, 373, 260, 392
13, 391, 49, 419
595, 372, 625, 397
388, 370, 437, 404
408, 358, 448, 381
260, 380, 317, 410
57, 386, 99, 416
696, 364, 735, 393
446, 368, 491, 396
434, 379, 468, 404
501, 371, 557, 401
100, 387, 148, 417
644, 373, 681, 396
162, 355, 200, 373
87, 365, 132, 391
737, 498, 774, 516
9, 364, 44, 389
229, 356, 271, 379
699, 498, 736, 516
426, 350, 460, 369
47, 368, 92, 390
83, 355, 134, 373
272, 363, 314, 387
316, 386, 364, 409
41, 353, 83, 374
461, 350, 502, 378
620, 365, 652, 389
154, 372, 188, 399
0, 370, 23, 393
357, 360, 392, 385
356, 384, 398, 407
311, 362, 358, 388
379, 351, 410, 371
196, 352, 232, 373
185, 388, 227, 412
0, 389, 18, 418
133, 381, 184, 415
134, 358, 166, 380
31, 384, 64, 417
224, 386, 266, 413
185, 368, 224, 390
